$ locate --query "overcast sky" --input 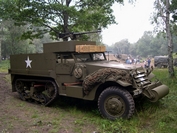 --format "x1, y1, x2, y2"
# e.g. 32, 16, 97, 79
101, 0, 155, 45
